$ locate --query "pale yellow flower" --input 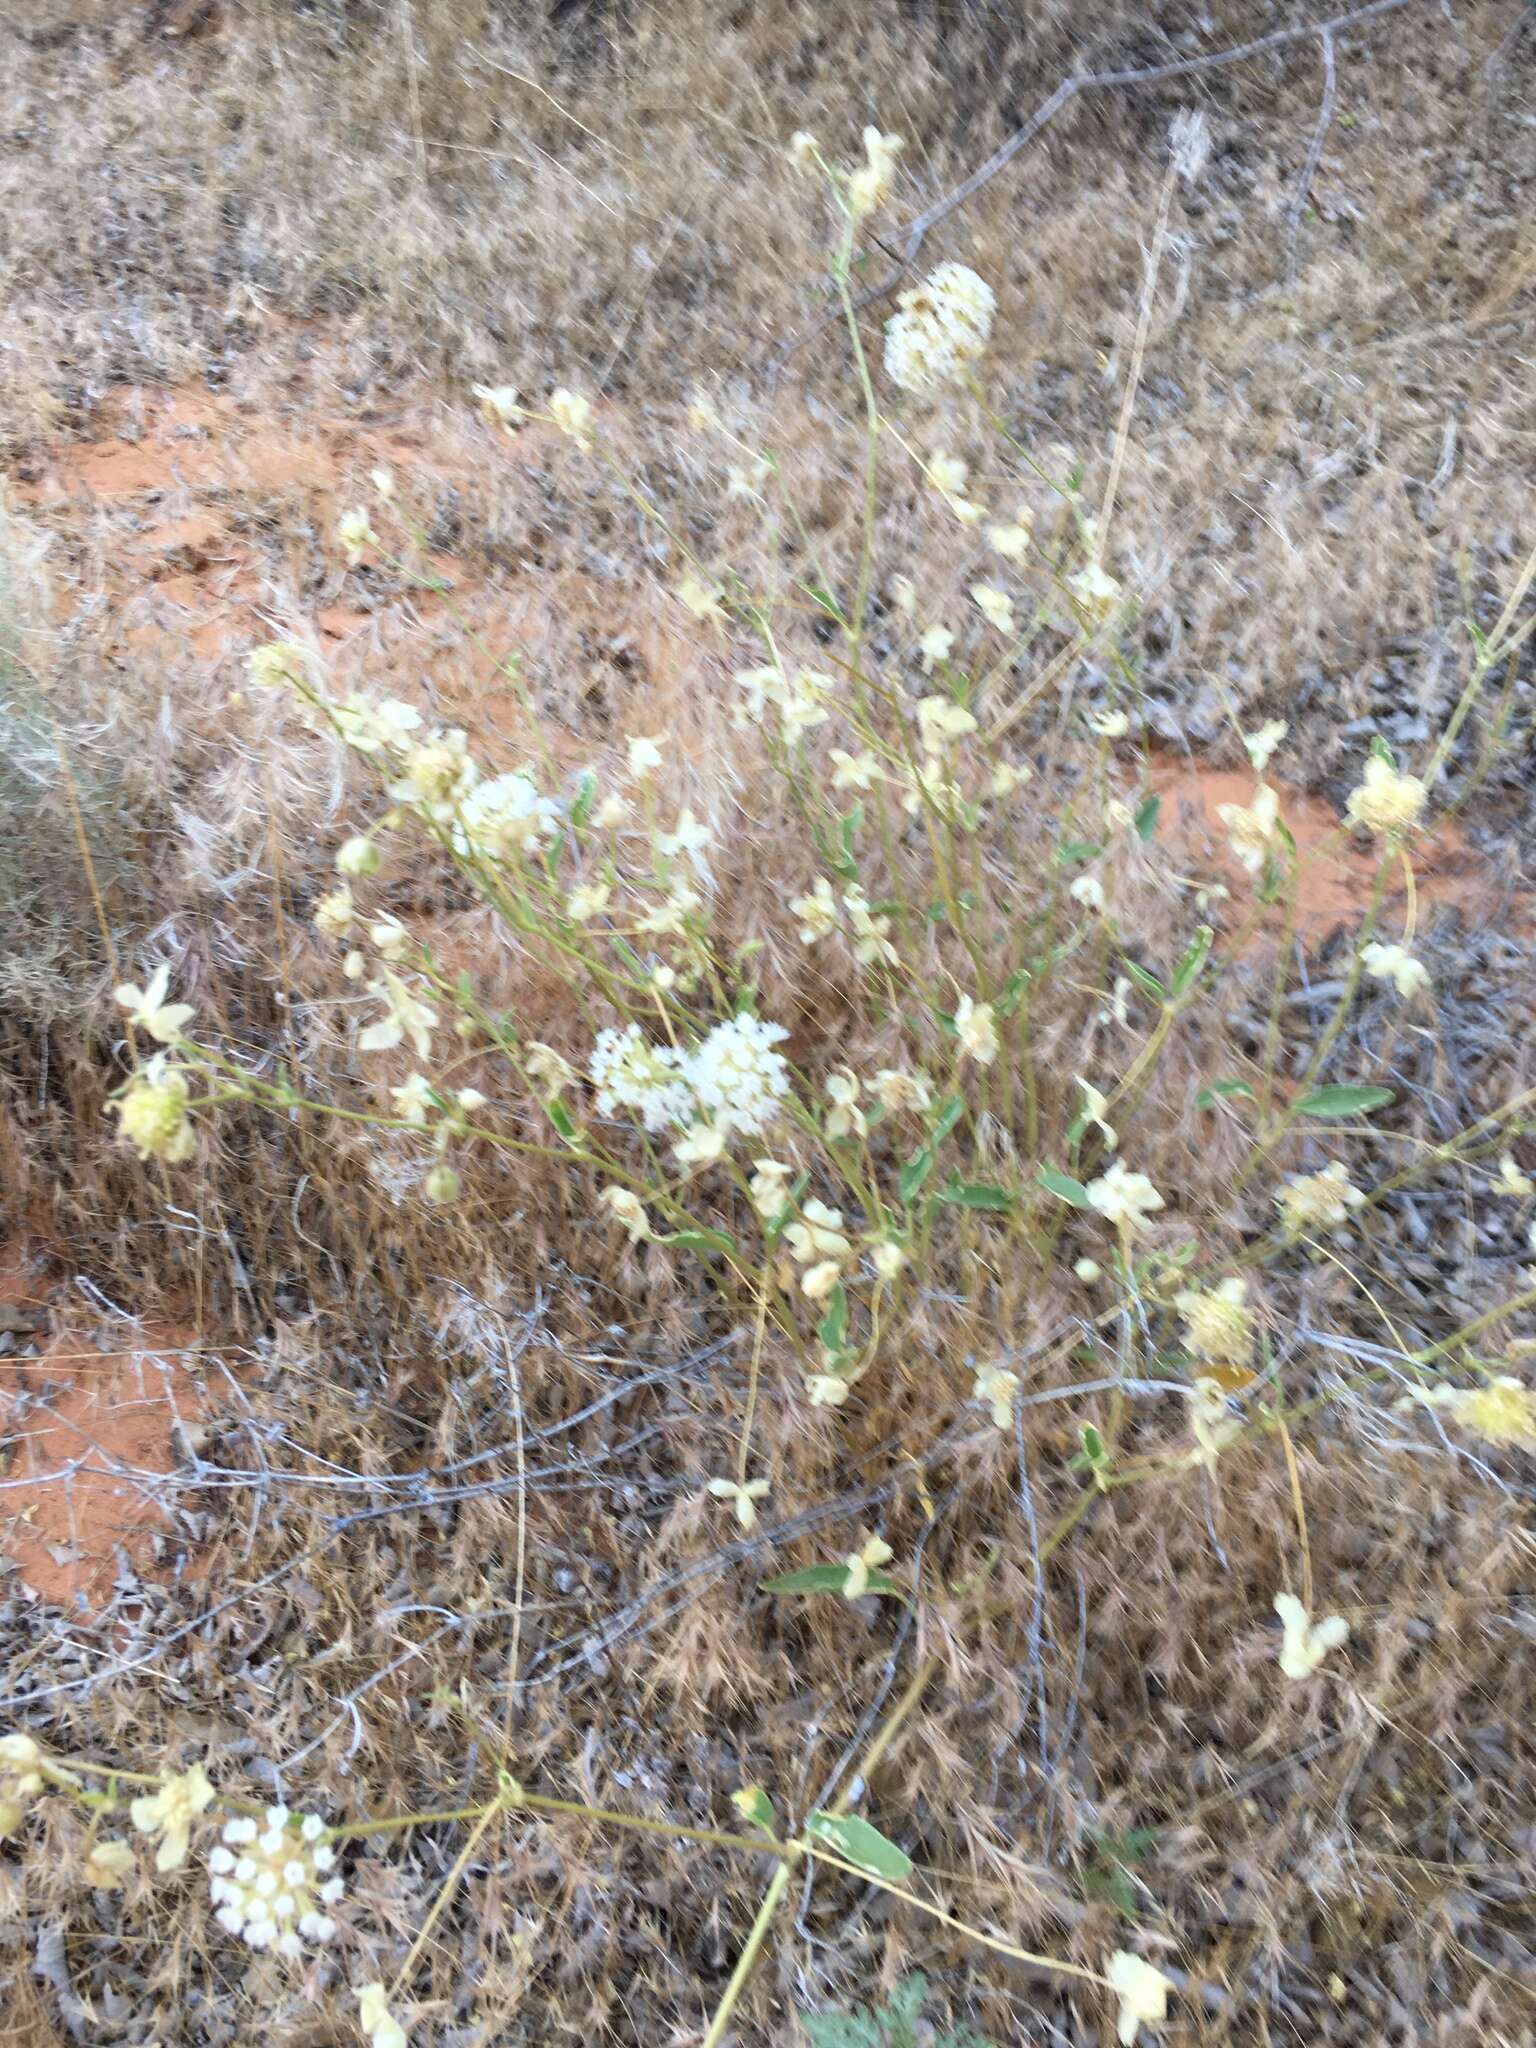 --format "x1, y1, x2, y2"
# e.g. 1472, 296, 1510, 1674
422, 1164, 460, 1206
918, 694, 978, 744
337, 507, 375, 564
954, 993, 999, 1067
601, 1185, 651, 1244
674, 1124, 728, 1171
1277, 1161, 1363, 1236
848, 125, 903, 217
687, 389, 723, 432
1361, 942, 1430, 1000
370, 464, 393, 498
1069, 561, 1122, 620
84, 1838, 136, 1890
788, 130, 819, 168
129, 1762, 215, 1872
1274, 1593, 1349, 1679
1493, 1153, 1534, 1197
973, 1363, 1020, 1429
749, 1158, 794, 1221
1075, 1077, 1118, 1150
114, 963, 195, 1045
918, 624, 954, 673
1085, 1161, 1165, 1231
873, 1069, 932, 1115
594, 793, 629, 829
1074, 1257, 1102, 1283
1243, 719, 1287, 774
1107, 1950, 1175, 2045
357, 1983, 409, 2048
676, 572, 724, 622
0, 1733, 46, 1839
1217, 781, 1283, 875
1186, 1376, 1243, 1473
566, 880, 612, 923
882, 263, 995, 394
706, 1476, 771, 1531
1070, 873, 1106, 912
970, 582, 1015, 635
389, 1073, 435, 1126
1405, 1374, 1536, 1449
784, 1199, 852, 1265
336, 835, 382, 879
525, 1042, 575, 1094
1087, 709, 1130, 739
805, 1372, 852, 1408
990, 760, 1031, 799
114, 1056, 196, 1164
790, 876, 841, 943
830, 748, 883, 791
367, 912, 409, 959
549, 387, 593, 449
1175, 1277, 1252, 1368
889, 574, 916, 616
247, 639, 308, 690
1345, 754, 1427, 836
986, 511, 1033, 563
472, 383, 520, 428
801, 1258, 844, 1303
824, 1069, 865, 1140
627, 734, 664, 778
870, 1239, 907, 1283
928, 453, 968, 498
359, 970, 437, 1058
844, 885, 897, 967
842, 1534, 894, 1600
